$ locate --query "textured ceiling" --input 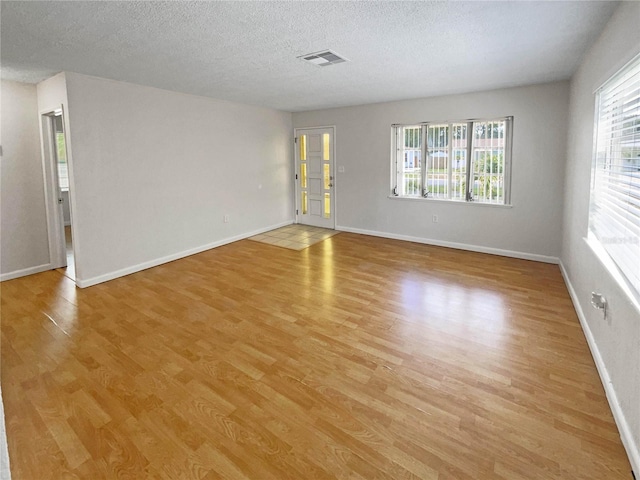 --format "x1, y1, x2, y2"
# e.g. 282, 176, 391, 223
1, 1, 618, 112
